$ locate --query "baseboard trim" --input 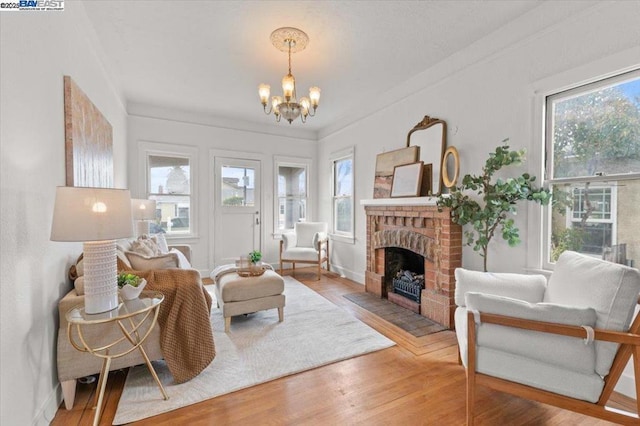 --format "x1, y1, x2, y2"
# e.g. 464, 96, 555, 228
34, 384, 62, 425
330, 264, 364, 284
